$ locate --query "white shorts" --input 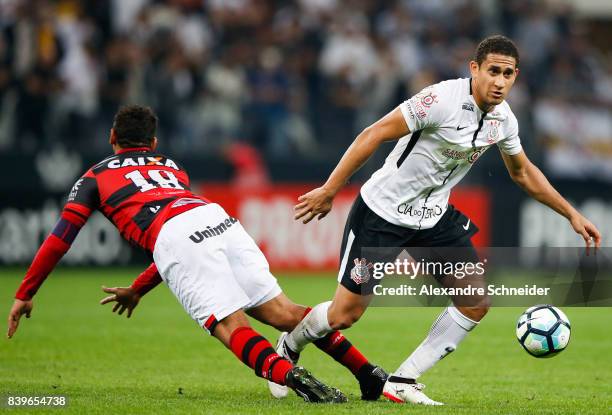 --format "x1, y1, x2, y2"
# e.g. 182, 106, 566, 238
153, 203, 282, 334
